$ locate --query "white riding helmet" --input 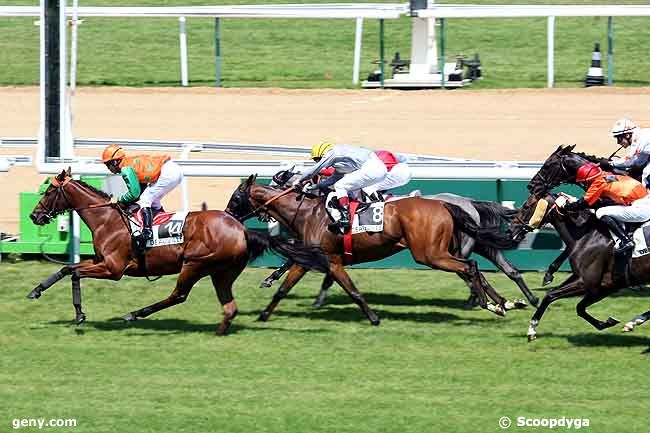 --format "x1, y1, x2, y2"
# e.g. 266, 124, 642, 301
611, 118, 638, 137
